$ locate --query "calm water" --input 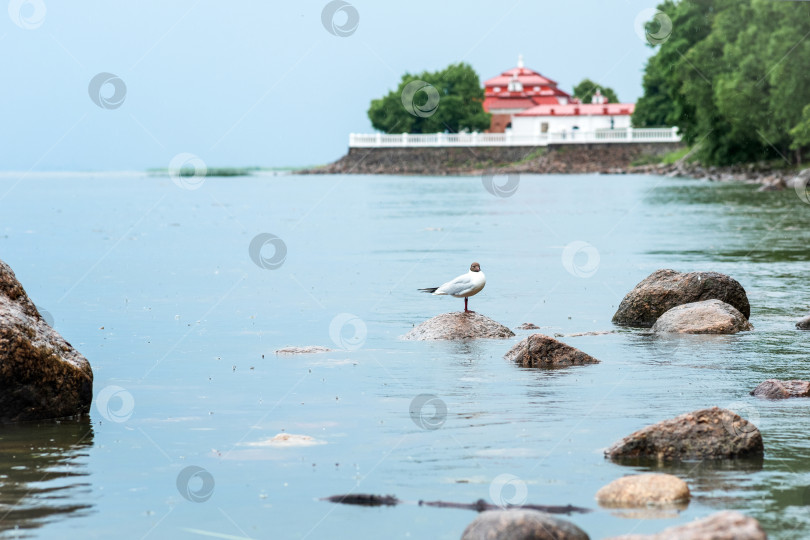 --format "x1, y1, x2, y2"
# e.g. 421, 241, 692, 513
0, 171, 809, 539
